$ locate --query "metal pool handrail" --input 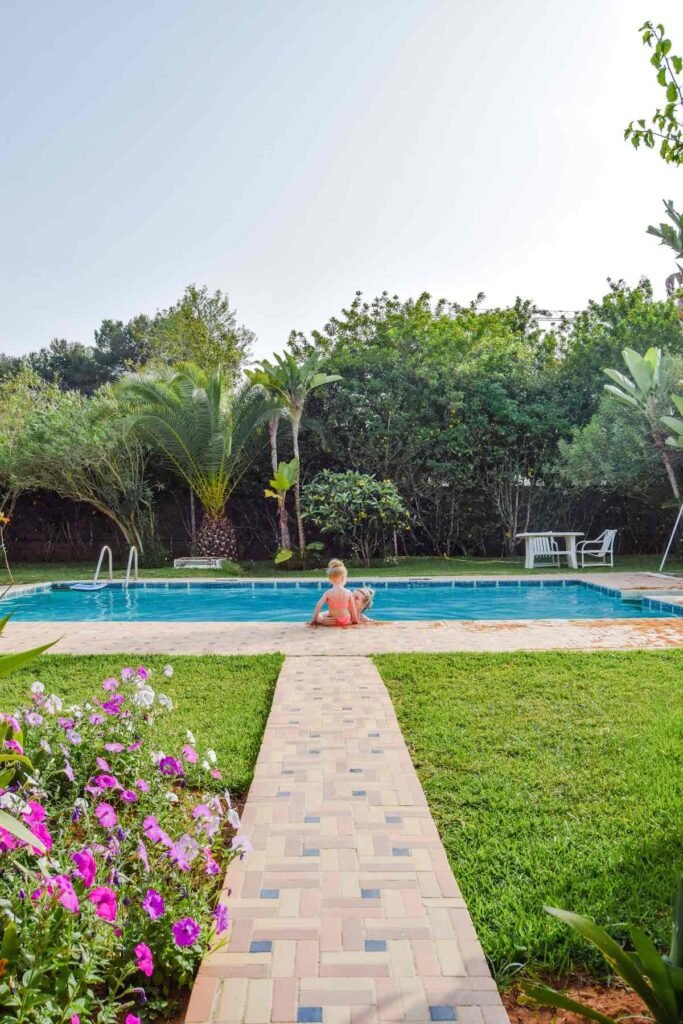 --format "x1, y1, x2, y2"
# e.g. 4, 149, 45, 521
124, 546, 138, 587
